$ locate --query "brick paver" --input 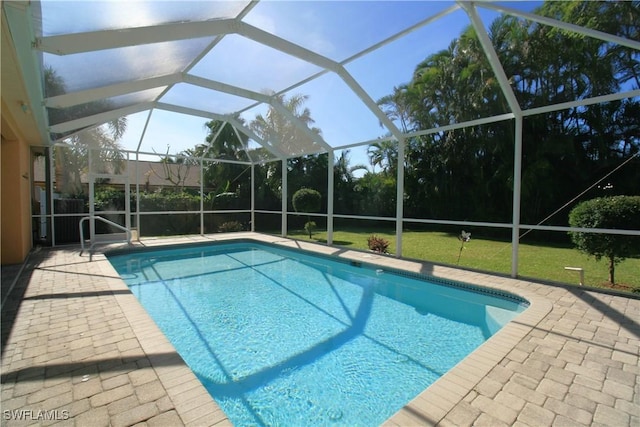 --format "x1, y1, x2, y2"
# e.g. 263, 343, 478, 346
1, 244, 225, 426
2, 233, 639, 426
